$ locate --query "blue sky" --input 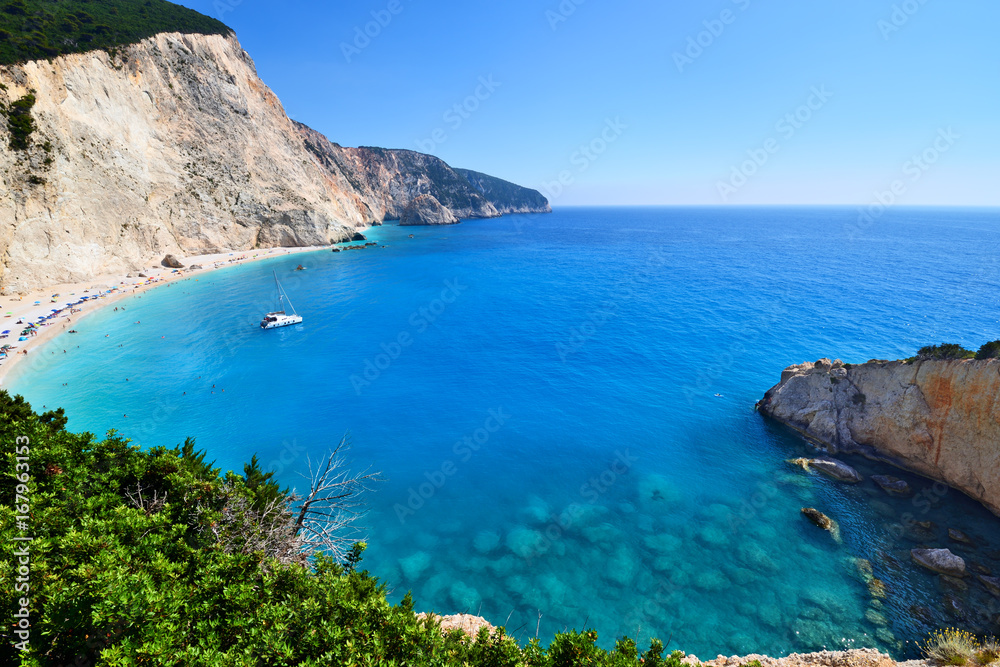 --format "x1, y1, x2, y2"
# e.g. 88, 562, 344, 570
178, 0, 999, 206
